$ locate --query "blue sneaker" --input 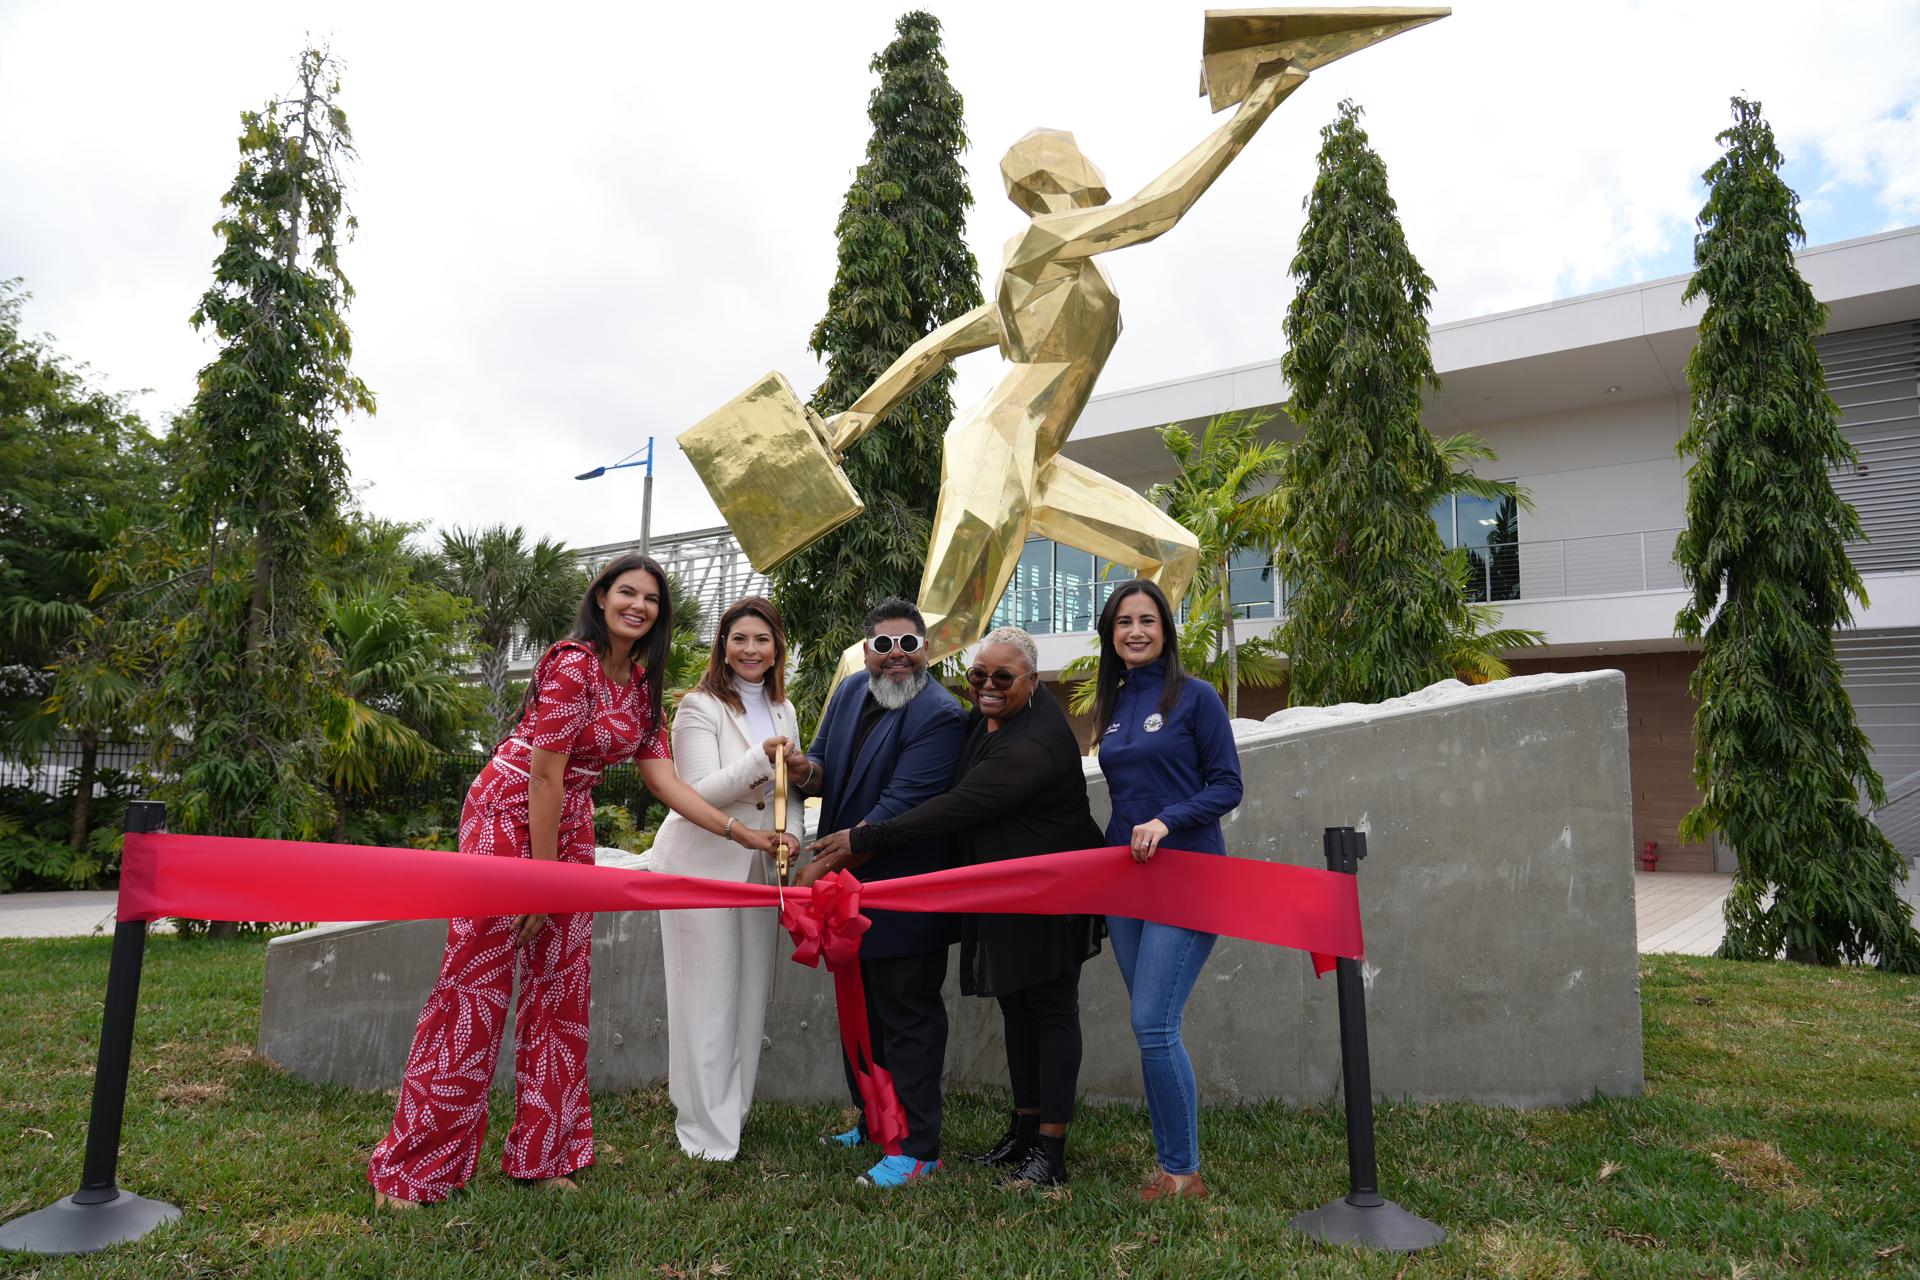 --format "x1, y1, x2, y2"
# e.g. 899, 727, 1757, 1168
822, 1123, 865, 1148
857, 1154, 940, 1188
